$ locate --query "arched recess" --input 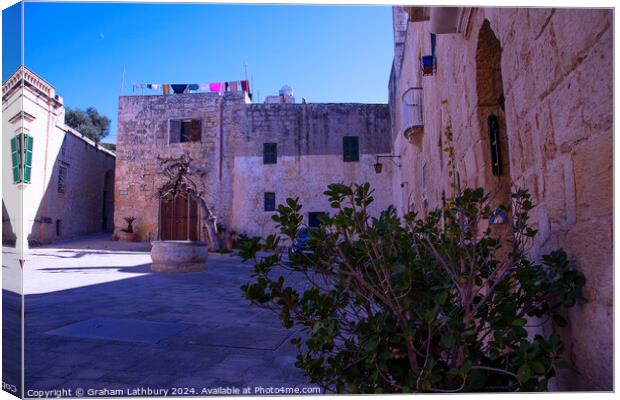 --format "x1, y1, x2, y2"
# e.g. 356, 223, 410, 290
102, 169, 115, 231
475, 20, 512, 219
